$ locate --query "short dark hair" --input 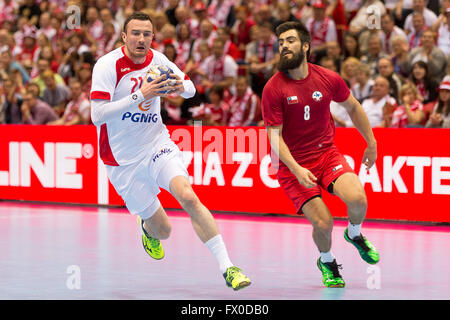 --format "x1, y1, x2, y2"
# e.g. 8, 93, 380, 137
275, 21, 311, 58
209, 84, 224, 99
123, 12, 153, 33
